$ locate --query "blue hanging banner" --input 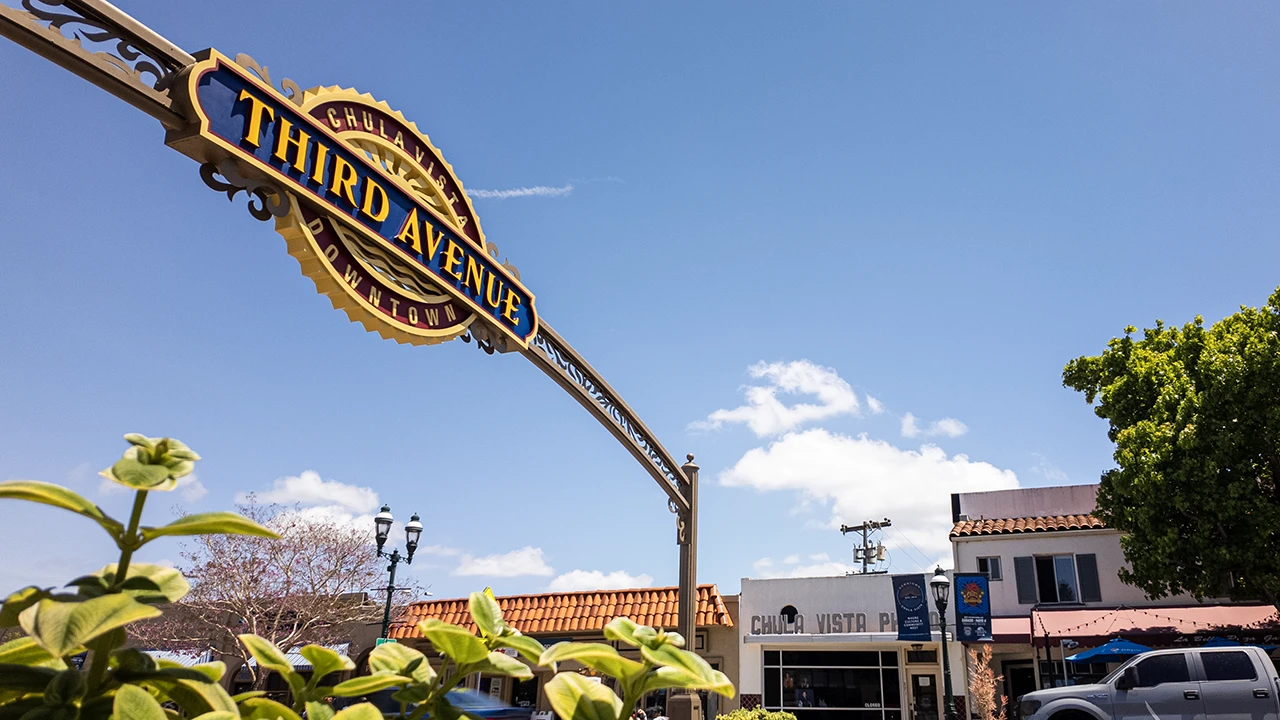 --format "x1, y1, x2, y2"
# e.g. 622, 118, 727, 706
954, 573, 993, 642
893, 574, 932, 641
